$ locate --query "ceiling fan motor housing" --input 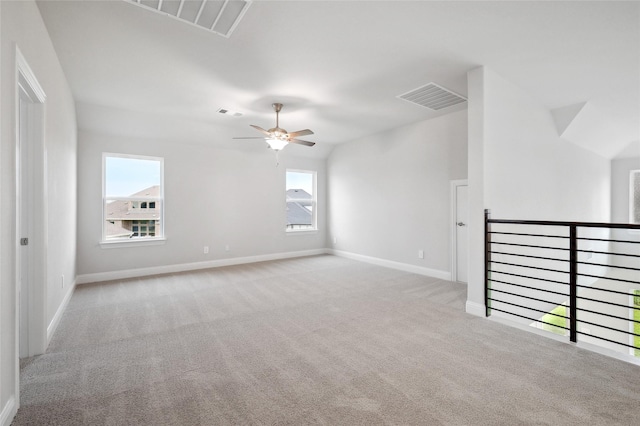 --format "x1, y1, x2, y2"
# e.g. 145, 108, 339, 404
268, 127, 288, 139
